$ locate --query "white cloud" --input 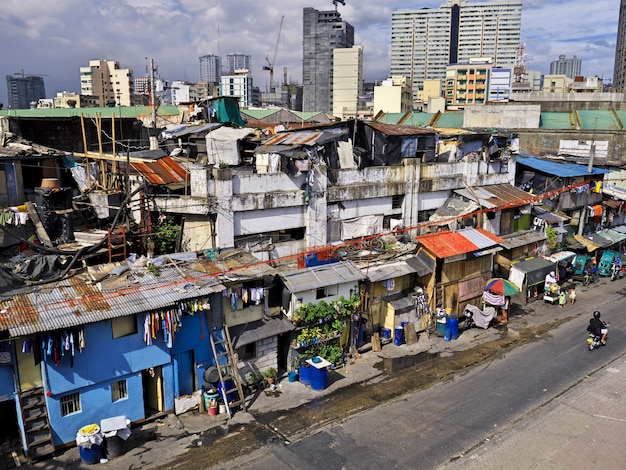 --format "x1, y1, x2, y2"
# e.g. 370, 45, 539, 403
0, 0, 620, 106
